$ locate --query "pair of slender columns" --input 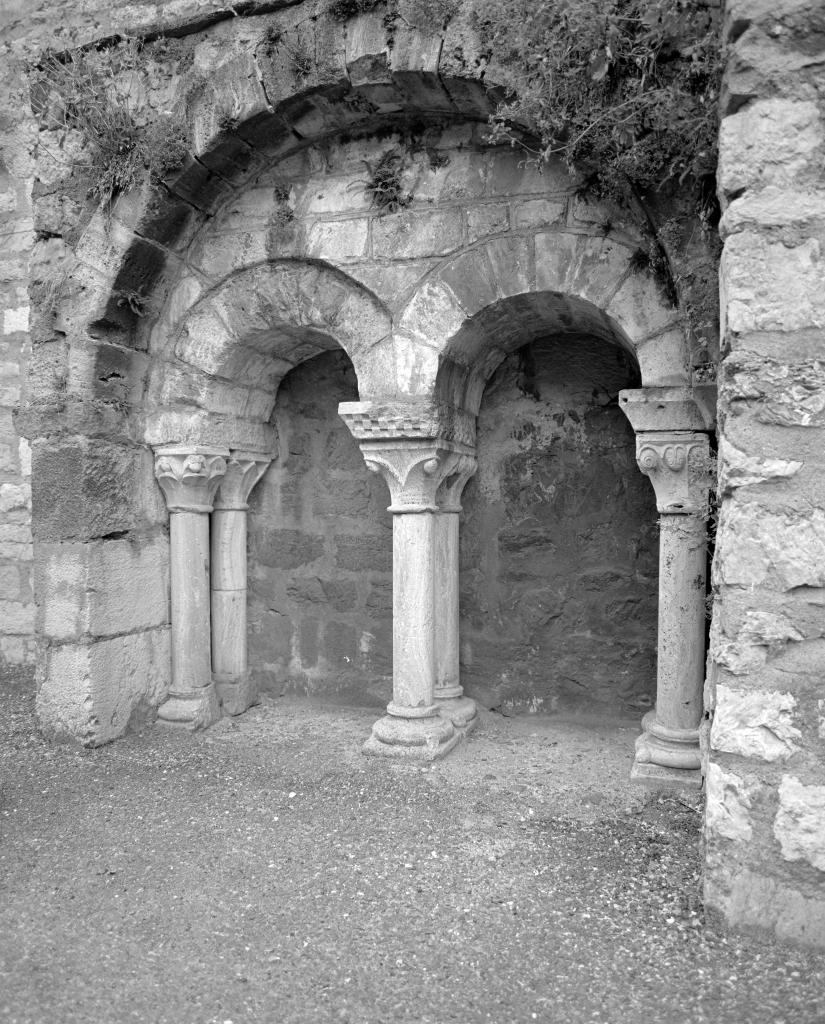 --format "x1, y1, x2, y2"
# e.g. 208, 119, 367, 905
354, 439, 478, 759
153, 445, 270, 728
